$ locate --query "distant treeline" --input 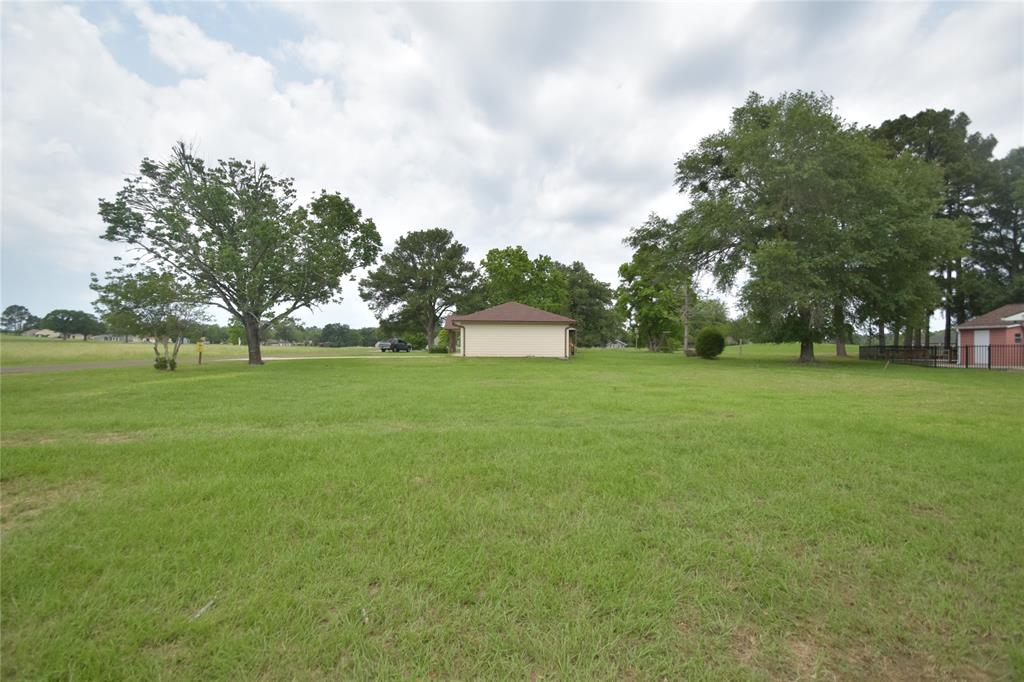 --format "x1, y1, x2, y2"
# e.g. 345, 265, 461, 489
0, 305, 393, 347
